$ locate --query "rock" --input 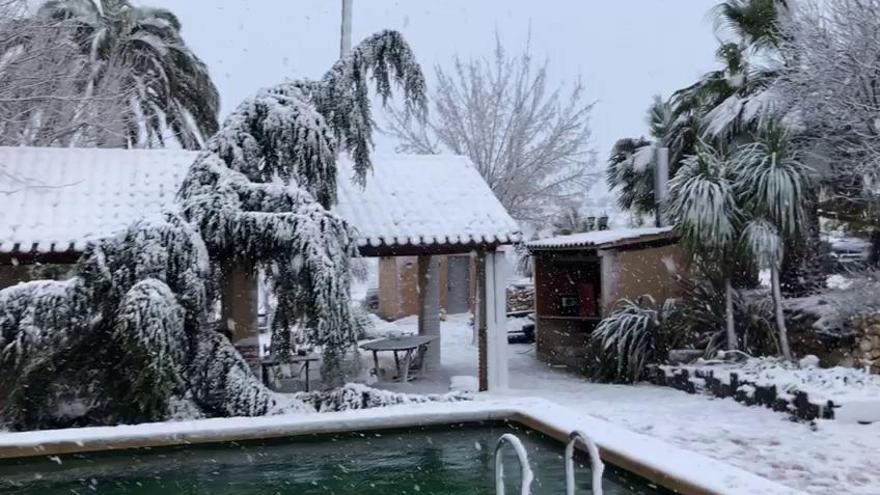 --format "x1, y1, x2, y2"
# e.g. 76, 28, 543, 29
839, 356, 856, 368
799, 355, 821, 369
669, 349, 705, 365
860, 339, 873, 352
